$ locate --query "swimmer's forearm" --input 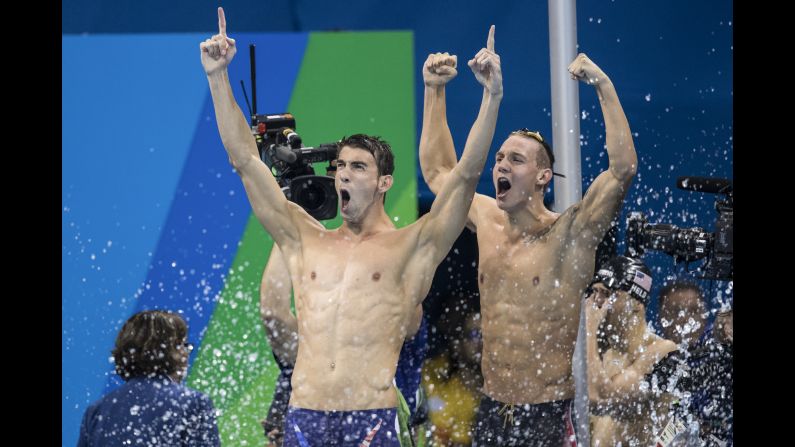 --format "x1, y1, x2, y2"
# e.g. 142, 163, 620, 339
206, 72, 300, 244
207, 71, 260, 172
418, 88, 499, 260
456, 89, 501, 180
594, 79, 637, 182
426, 89, 499, 226
420, 85, 457, 193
